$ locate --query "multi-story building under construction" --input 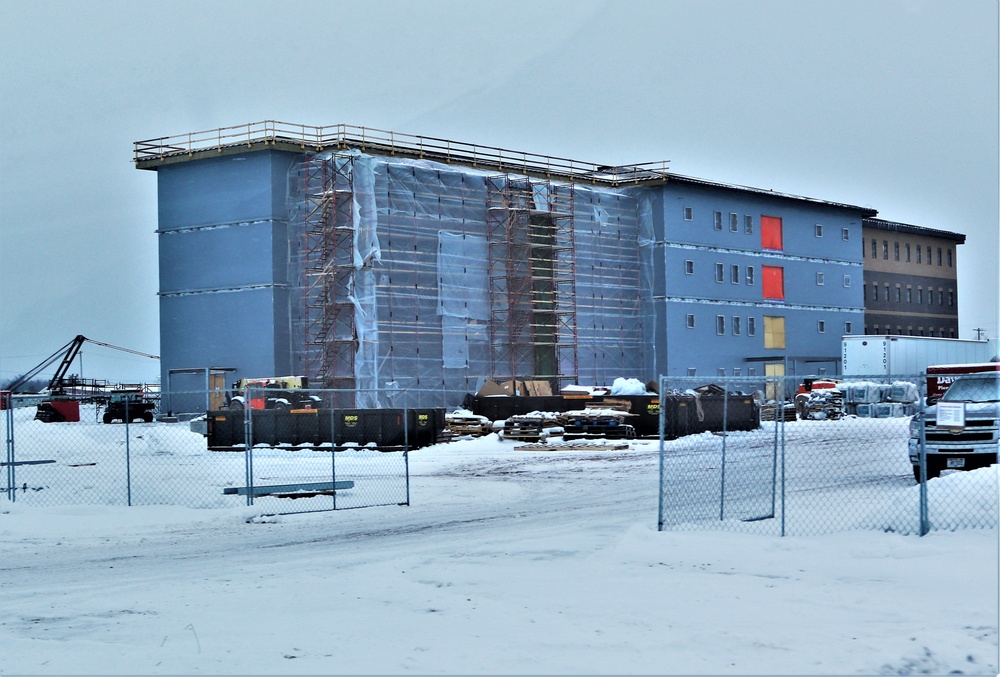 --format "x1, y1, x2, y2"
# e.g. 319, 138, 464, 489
135, 121, 959, 411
